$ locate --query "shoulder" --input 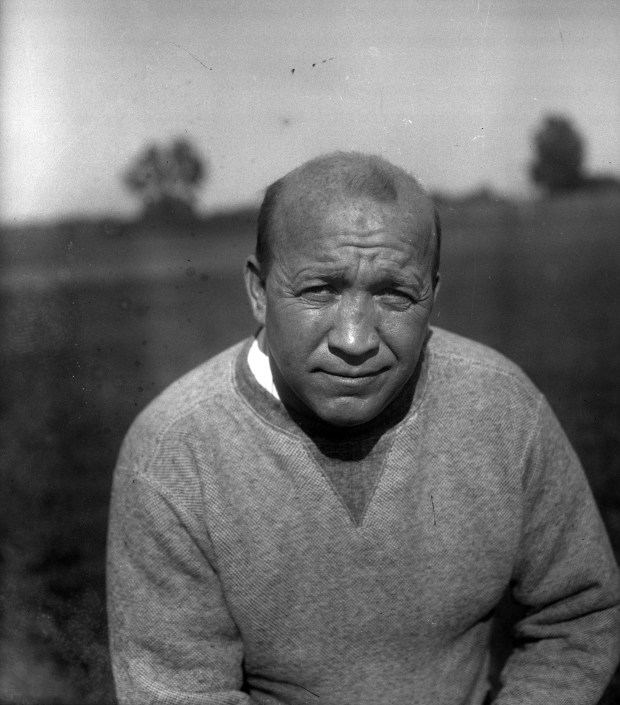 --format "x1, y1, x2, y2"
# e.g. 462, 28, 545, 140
140, 338, 247, 425
426, 327, 543, 411
422, 328, 554, 482
116, 338, 251, 482
428, 326, 537, 389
